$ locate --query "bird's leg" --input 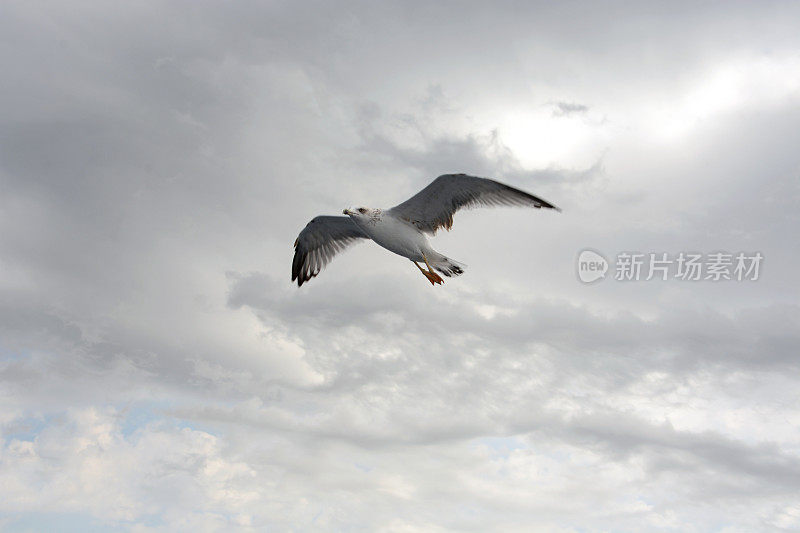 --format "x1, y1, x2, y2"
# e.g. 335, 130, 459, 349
412, 260, 442, 286
421, 253, 444, 285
